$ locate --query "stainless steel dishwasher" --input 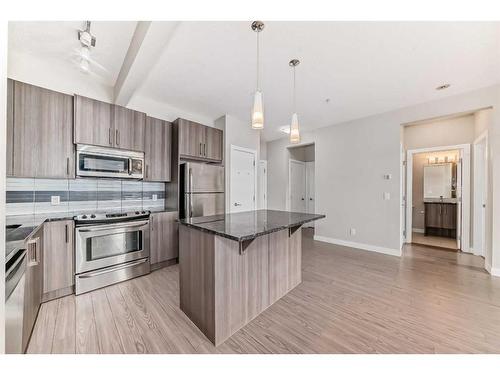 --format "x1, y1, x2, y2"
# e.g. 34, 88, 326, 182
5, 248, 27, 354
